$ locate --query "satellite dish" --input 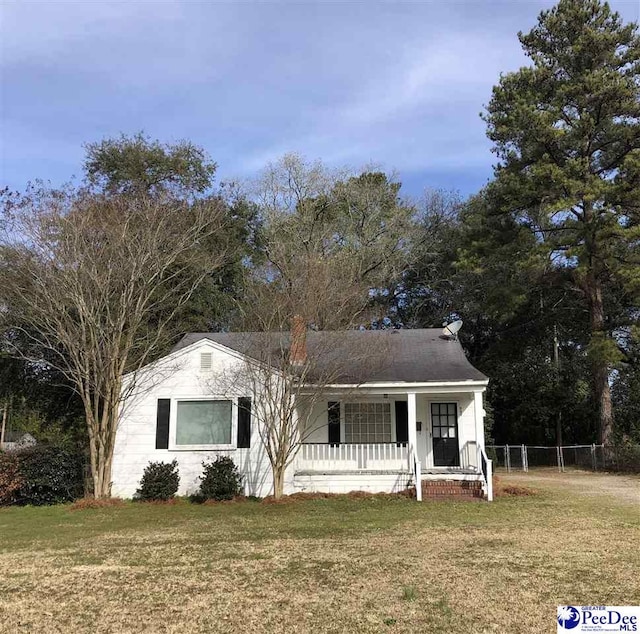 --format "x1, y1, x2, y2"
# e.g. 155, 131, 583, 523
442, 320, 463, 338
